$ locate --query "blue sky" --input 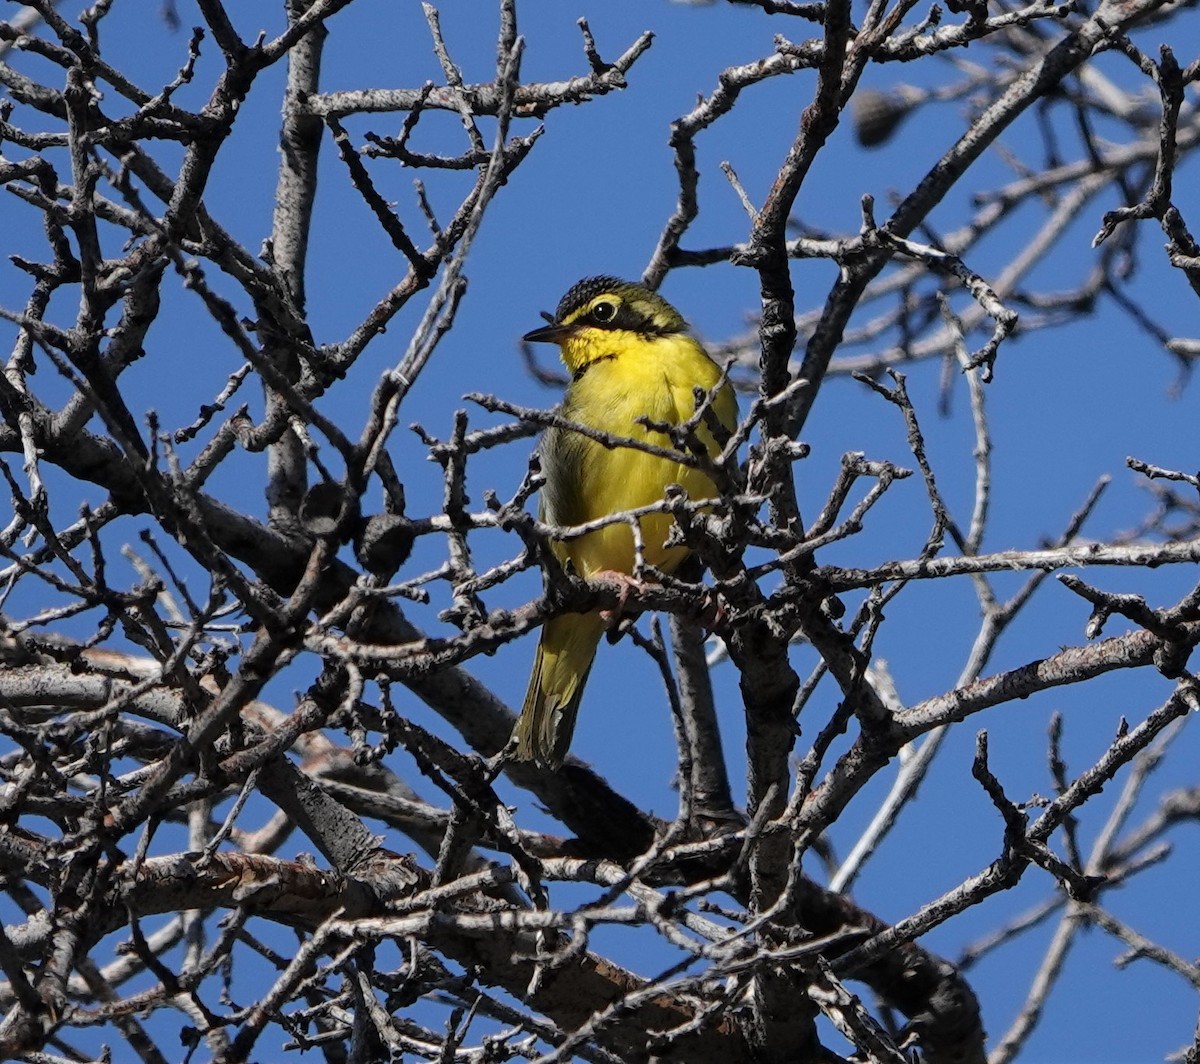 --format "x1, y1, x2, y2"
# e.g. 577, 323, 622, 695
2, 1, 1199, 1060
